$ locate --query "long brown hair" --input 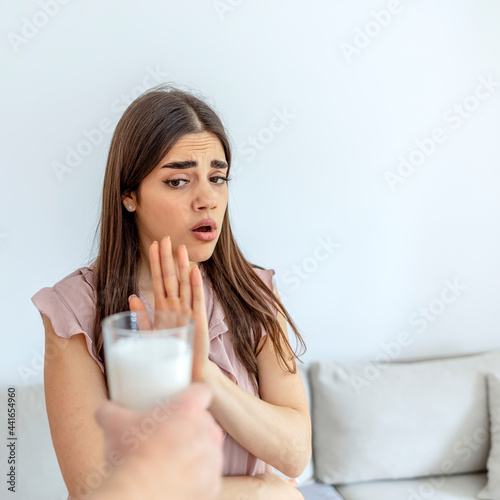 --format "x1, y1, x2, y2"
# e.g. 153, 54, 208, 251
92, 85, 305, 387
